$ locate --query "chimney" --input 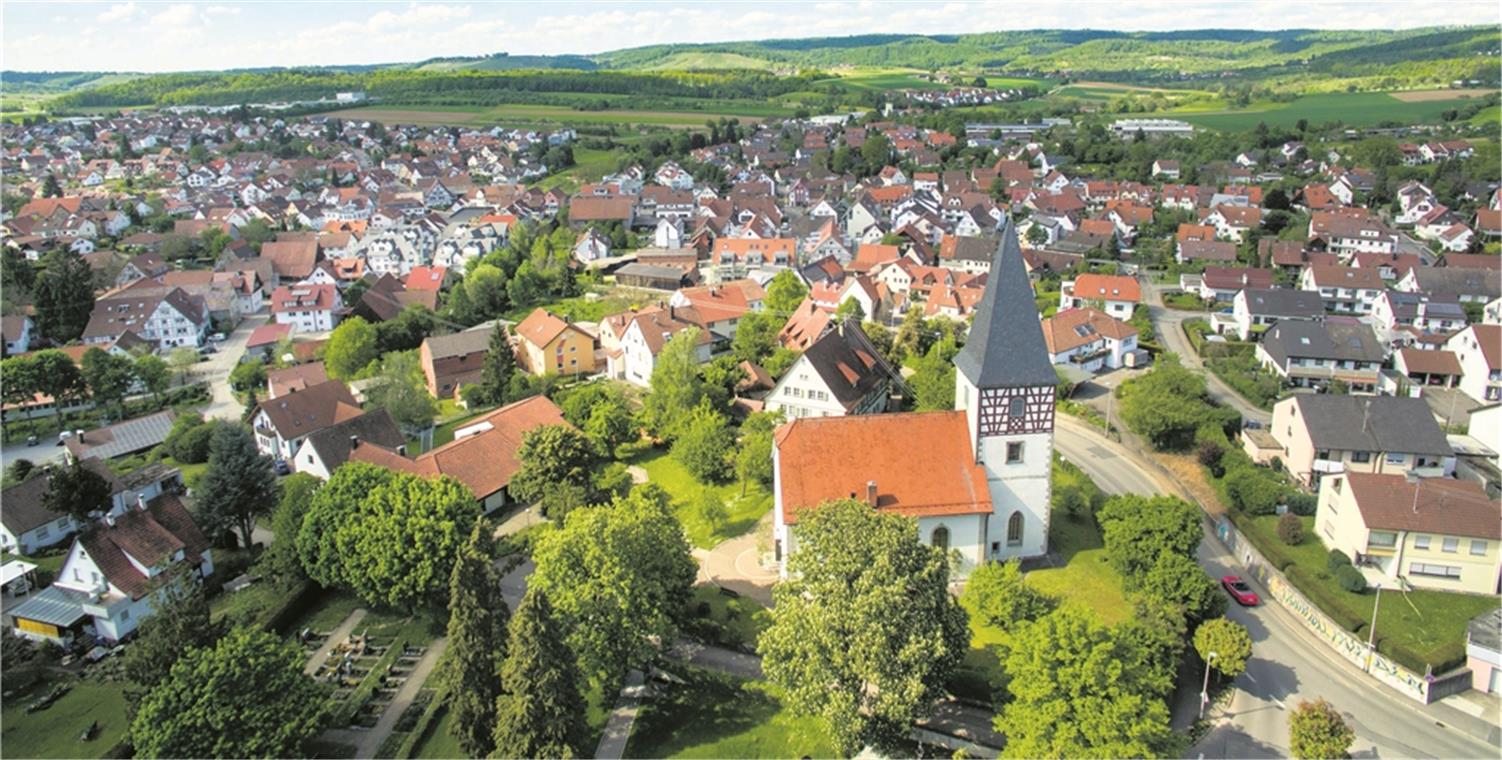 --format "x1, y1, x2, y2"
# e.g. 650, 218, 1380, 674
349, 435, 359, 450
137, 494, 147, 511
396, 444, 407, 456
865, 480, 878, 507
76, 430, 85, 442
